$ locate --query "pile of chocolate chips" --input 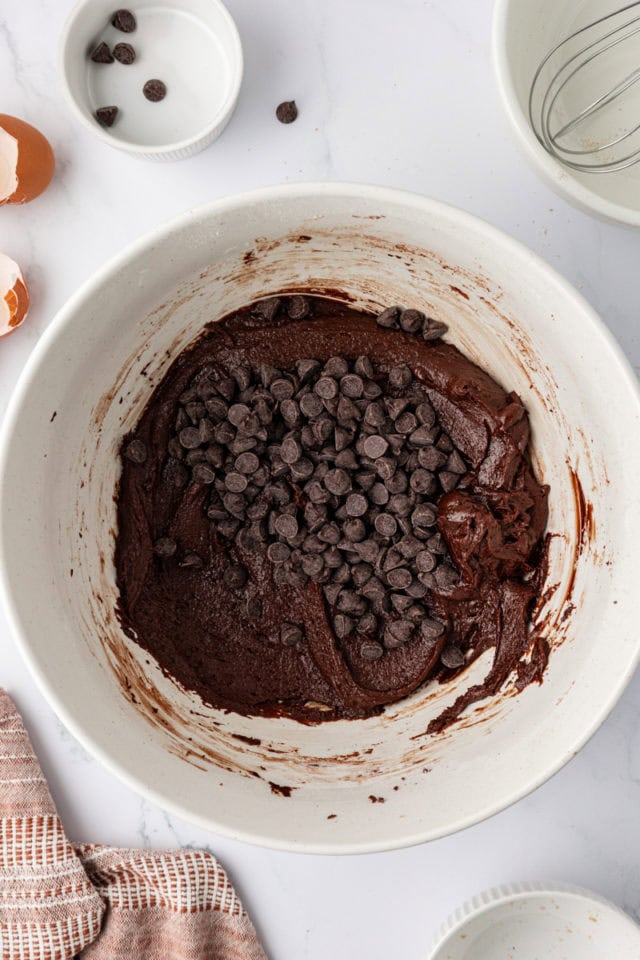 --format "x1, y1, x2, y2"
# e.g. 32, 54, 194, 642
126, 298, 469, 663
